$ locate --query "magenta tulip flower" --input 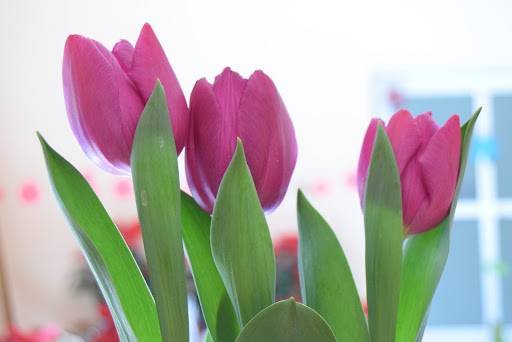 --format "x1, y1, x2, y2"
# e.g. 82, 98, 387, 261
63, 23, 189, 175
186, 68, 298, 214
357, 110, 461, 236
